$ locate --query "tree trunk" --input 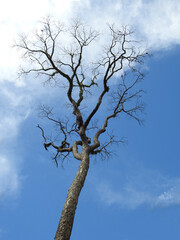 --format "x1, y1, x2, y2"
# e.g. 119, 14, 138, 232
54, 153, 89, 240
